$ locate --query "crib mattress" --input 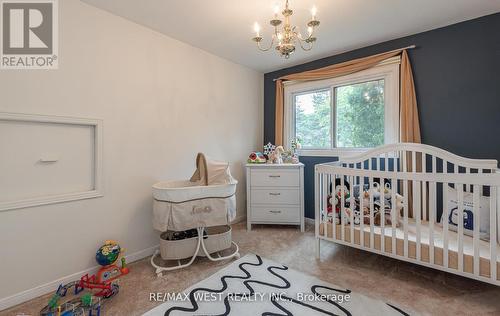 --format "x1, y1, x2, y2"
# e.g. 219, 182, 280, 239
319, 220, 500, 281
153, 180, 237, 203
